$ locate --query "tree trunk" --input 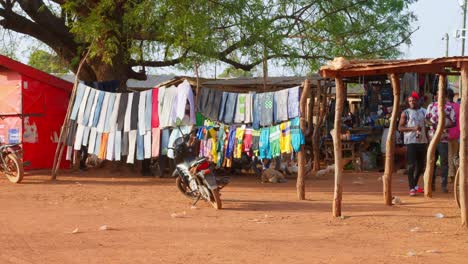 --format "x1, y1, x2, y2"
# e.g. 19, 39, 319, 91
424, 75, 447, 198
297, 79, 310, 200
312, 80, 323, 173
459, 63, 468, 227
333, 78, 344, 217
383, 74, 401, 205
